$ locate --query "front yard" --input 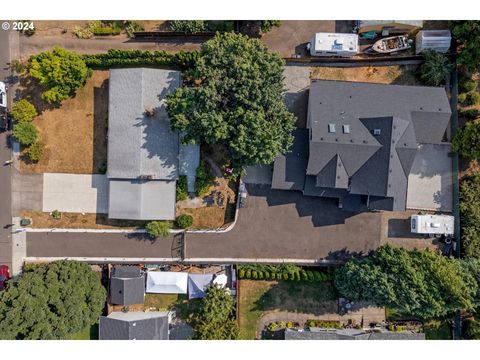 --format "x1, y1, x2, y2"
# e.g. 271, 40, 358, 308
237, 279, 338, 339
18, 70, 108, 174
